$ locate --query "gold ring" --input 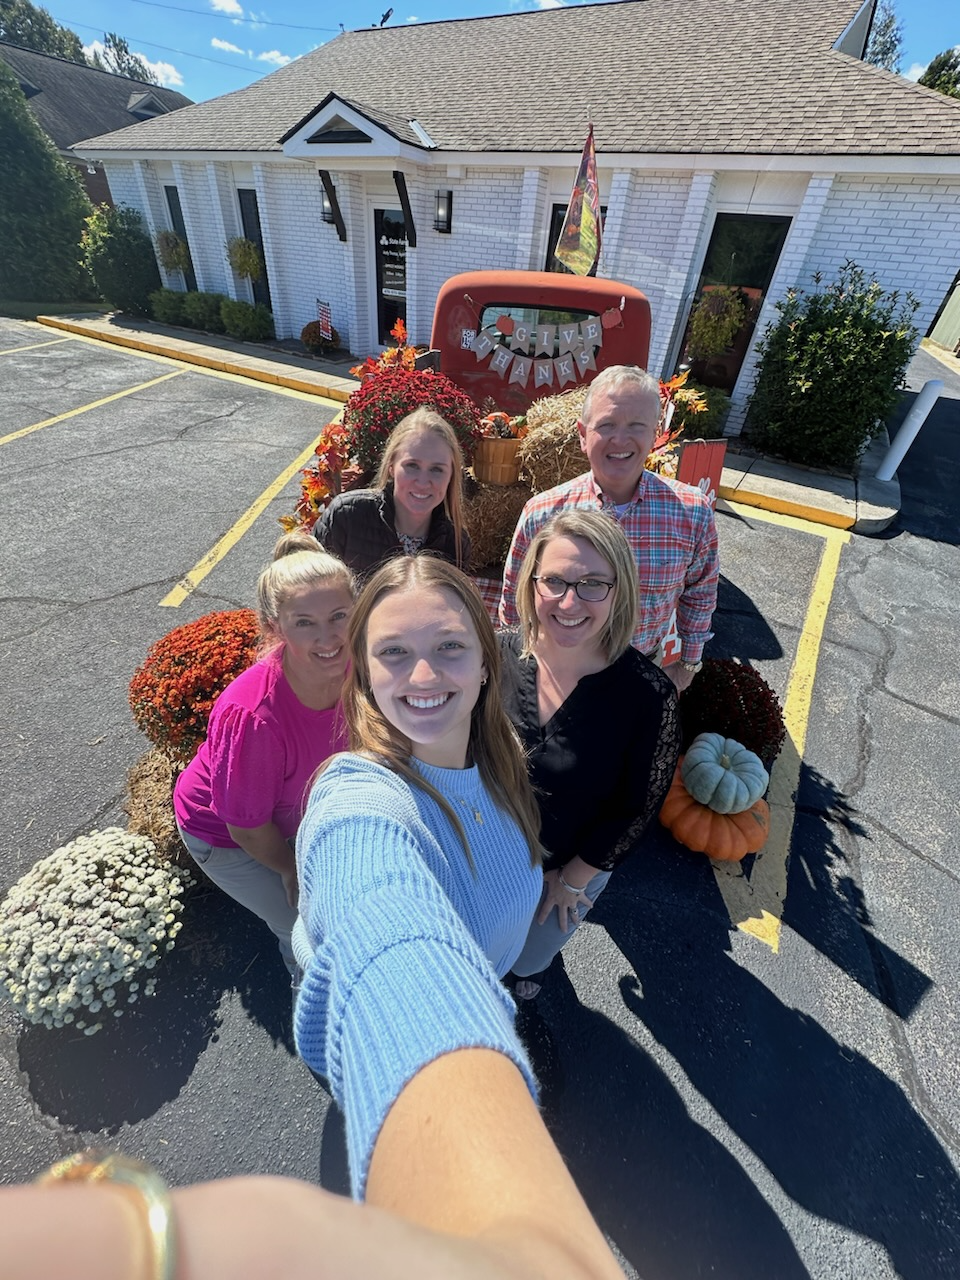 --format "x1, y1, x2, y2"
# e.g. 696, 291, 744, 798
36, 1151, 176, 1280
